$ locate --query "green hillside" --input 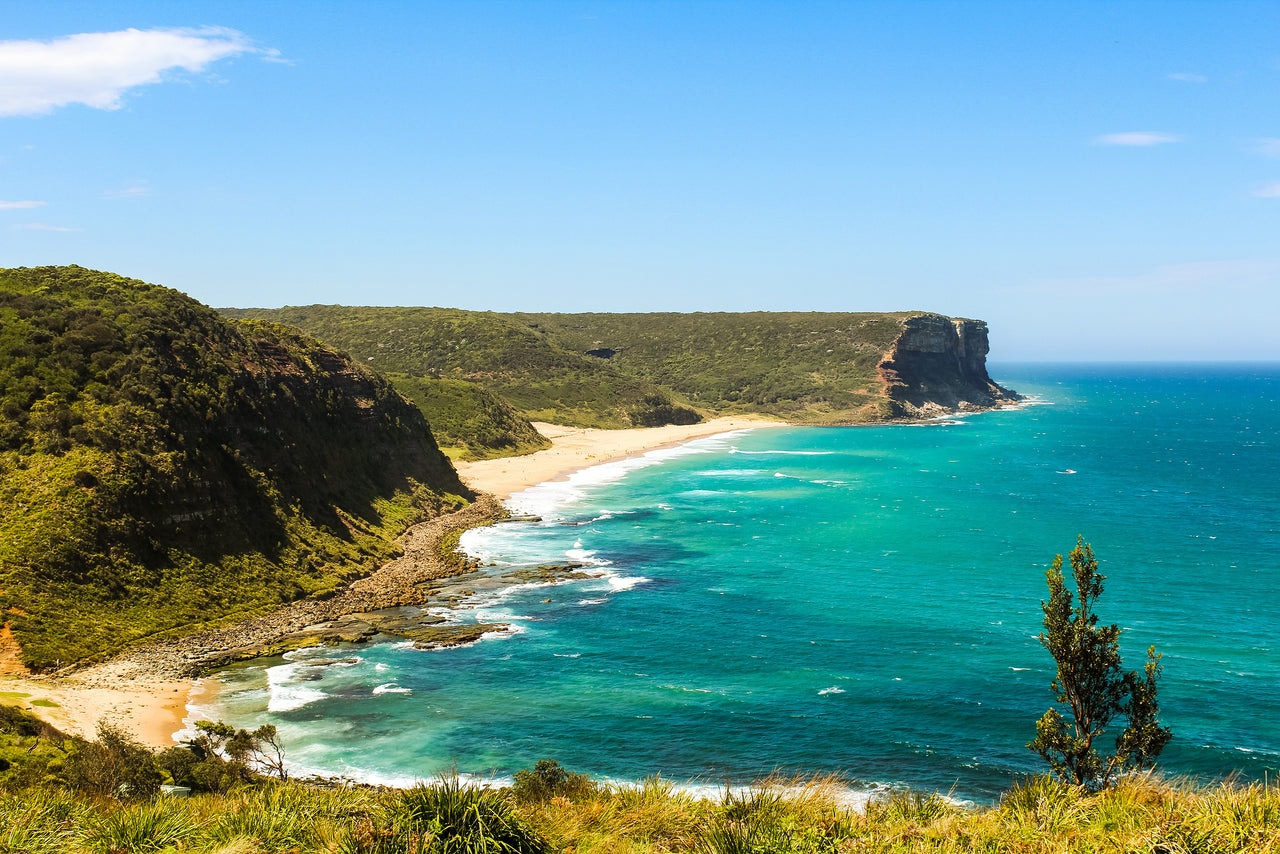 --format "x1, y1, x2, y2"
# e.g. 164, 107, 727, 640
387, 374, 551, 460
0, 267, 470, 670
219, 305, 701, 430
514, 311, 913, 420
220, 306, 923, 427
